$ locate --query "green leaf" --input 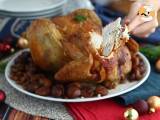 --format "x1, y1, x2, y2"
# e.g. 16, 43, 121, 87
0, 61, 8, 73
74, 15, 87, 22
140, 45, 160, 62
